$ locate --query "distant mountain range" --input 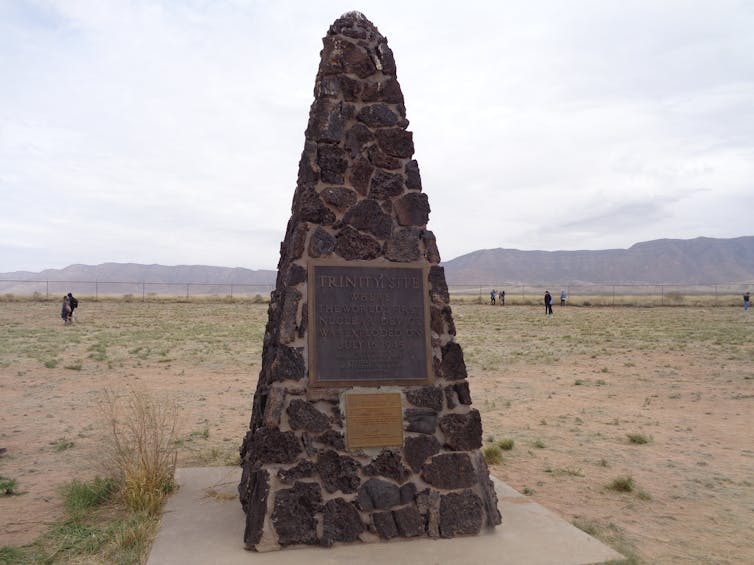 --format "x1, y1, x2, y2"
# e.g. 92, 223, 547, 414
442, 236, 754, 284
1, 237, 752, 293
